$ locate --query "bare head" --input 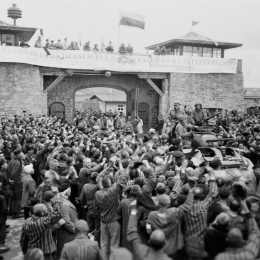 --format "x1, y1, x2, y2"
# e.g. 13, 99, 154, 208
158, 194, 170, 208
33, 203, 48, 217
75, 220, 89, 236
227, 228, 245, 248
25, 248, 44, 260
150, 230, 166, 250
